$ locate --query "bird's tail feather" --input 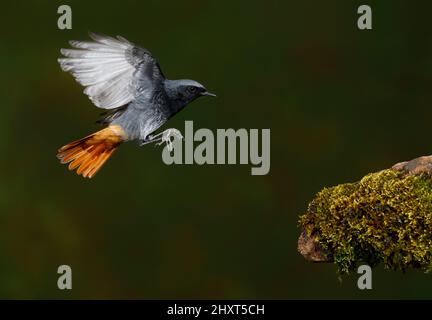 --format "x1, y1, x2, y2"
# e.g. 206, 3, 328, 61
57, 125, 126, 178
